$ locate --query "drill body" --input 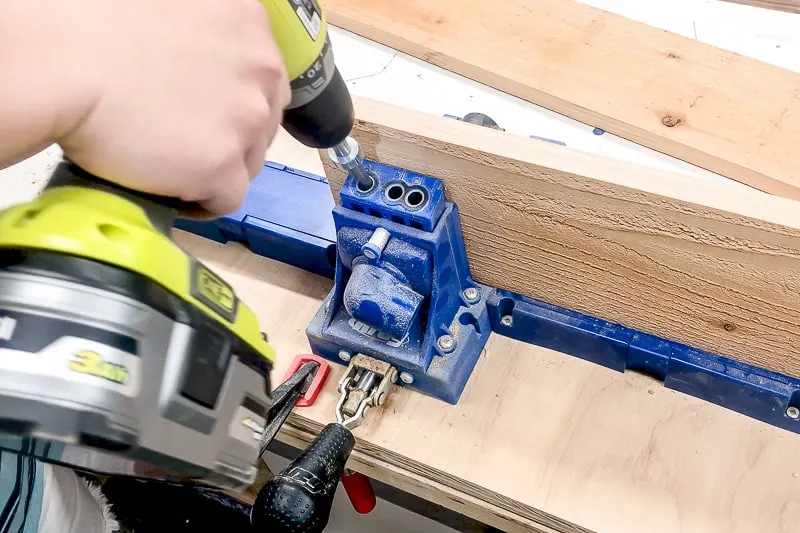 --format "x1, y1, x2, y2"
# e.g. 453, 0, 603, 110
262, 0, 373, 189
262, 0, 353, 148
